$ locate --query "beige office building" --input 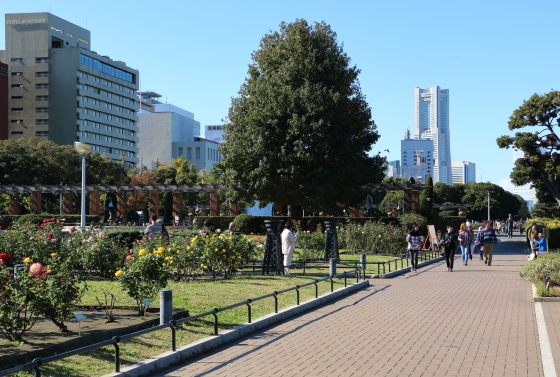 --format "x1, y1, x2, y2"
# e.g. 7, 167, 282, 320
0, 12, 139, 167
